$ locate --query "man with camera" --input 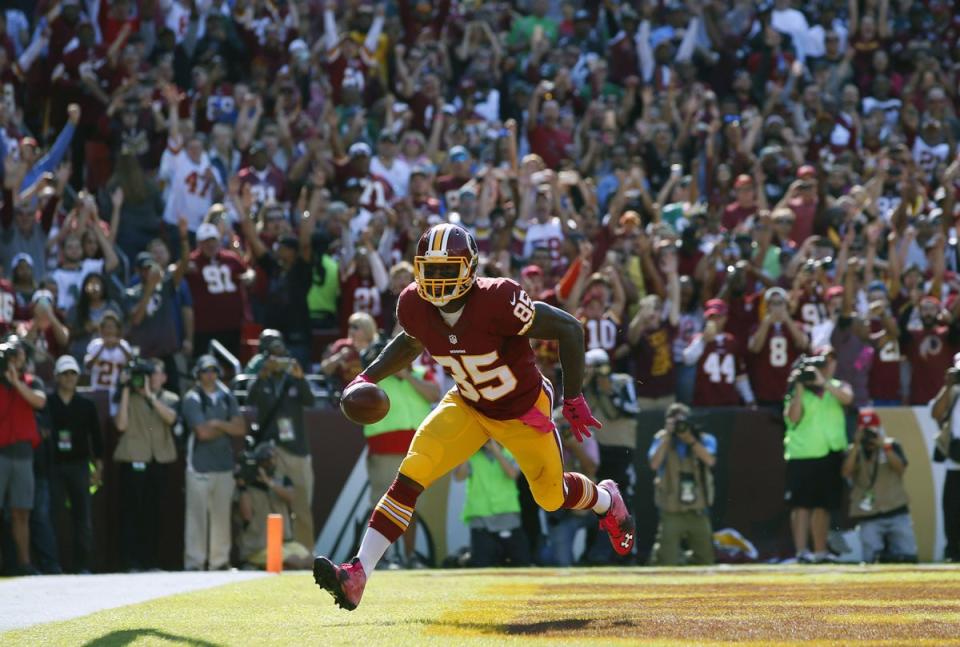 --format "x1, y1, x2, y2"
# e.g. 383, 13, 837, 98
931, 357, 960, 562
842, 409, 917, 563
648, 403, 717, 566
182, 355, 245, 570
113, 358, 179, 572
784, 346, 852, 562
246, 345, 316, 549
47, 355, 103, 573
0, 335, 46, 574
581, 349, 639, 562
235, 442, 313, 570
